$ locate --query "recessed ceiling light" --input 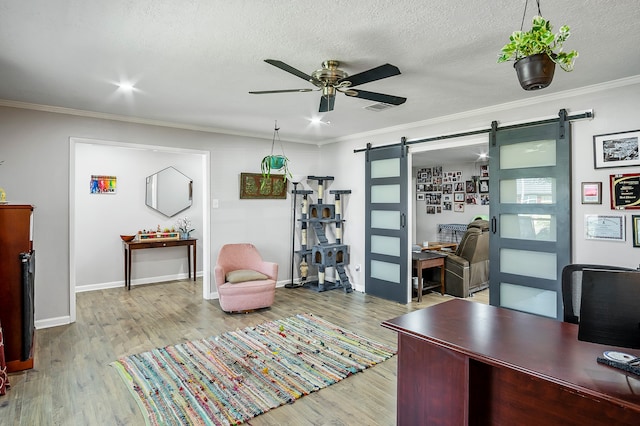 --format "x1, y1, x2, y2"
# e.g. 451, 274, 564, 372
310, 117, 330, 125
117, 82, 135, 92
